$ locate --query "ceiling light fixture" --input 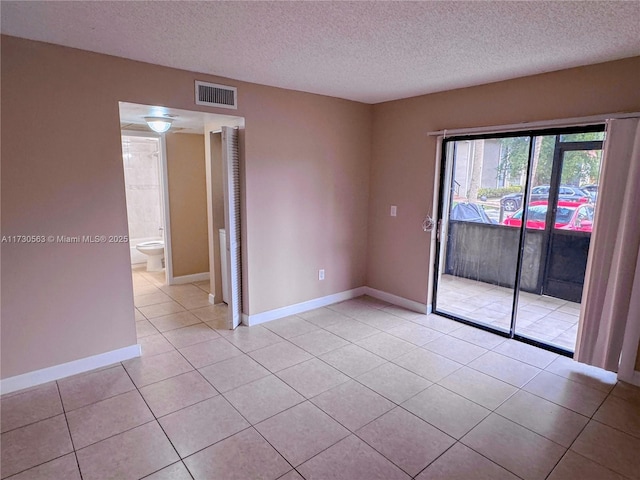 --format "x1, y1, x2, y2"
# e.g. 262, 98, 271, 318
144, 116, 173, 133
